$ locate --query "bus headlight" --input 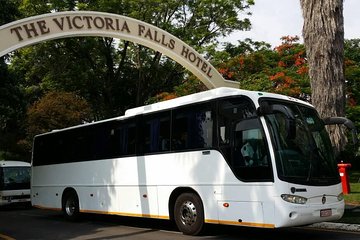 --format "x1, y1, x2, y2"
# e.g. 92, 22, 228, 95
281, 194, 307, 204
337, 193, 344, 201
